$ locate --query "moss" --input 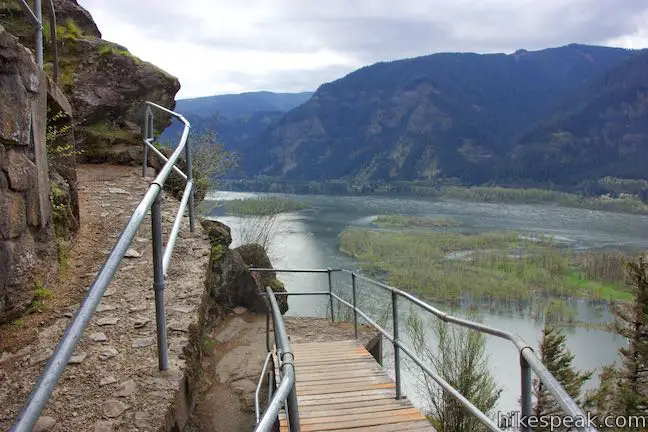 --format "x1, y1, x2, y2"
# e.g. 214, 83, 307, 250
33, 281, 53, 301
210, 244, 223, 266
97, 42, 141, 63
12, 318, 25, 328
